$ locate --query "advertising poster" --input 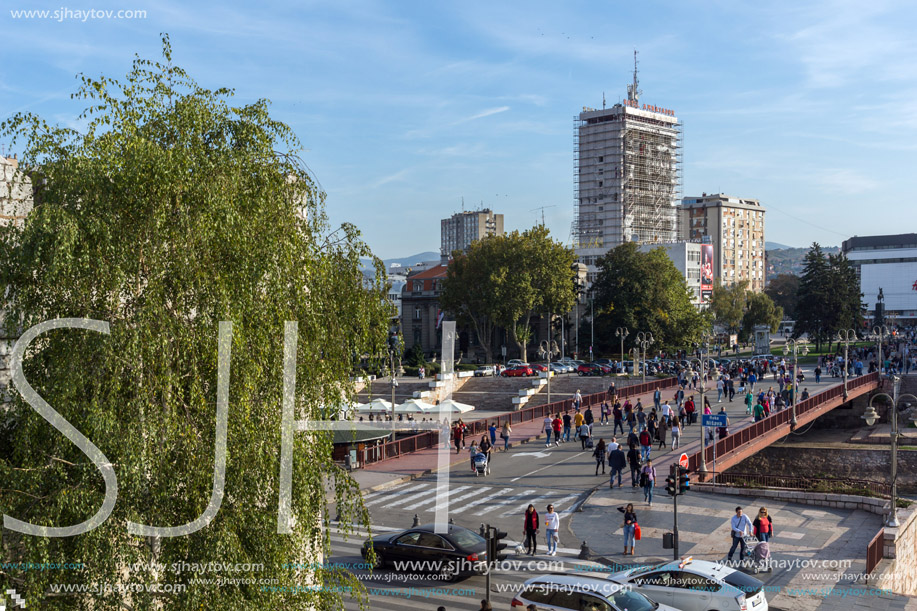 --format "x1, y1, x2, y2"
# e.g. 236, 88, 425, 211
701, 243, 715, 301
